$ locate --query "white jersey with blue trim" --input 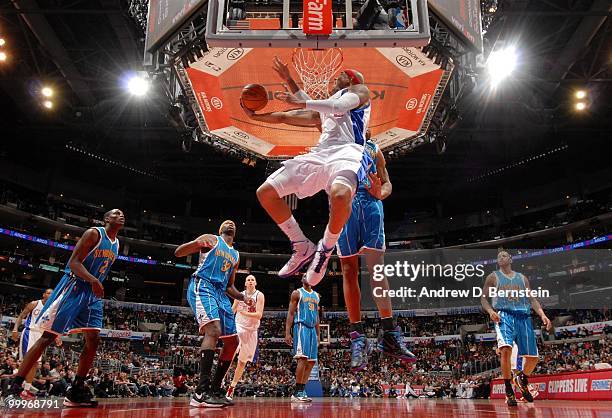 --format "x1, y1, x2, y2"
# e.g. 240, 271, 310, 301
317, 88, 371, 147
24, 299, 44, 331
